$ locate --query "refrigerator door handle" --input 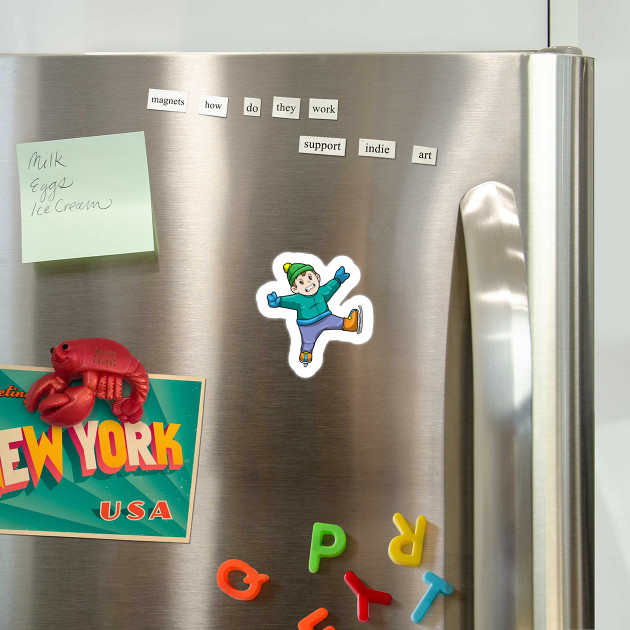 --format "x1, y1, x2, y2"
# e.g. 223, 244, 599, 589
460, 181, 533, 629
